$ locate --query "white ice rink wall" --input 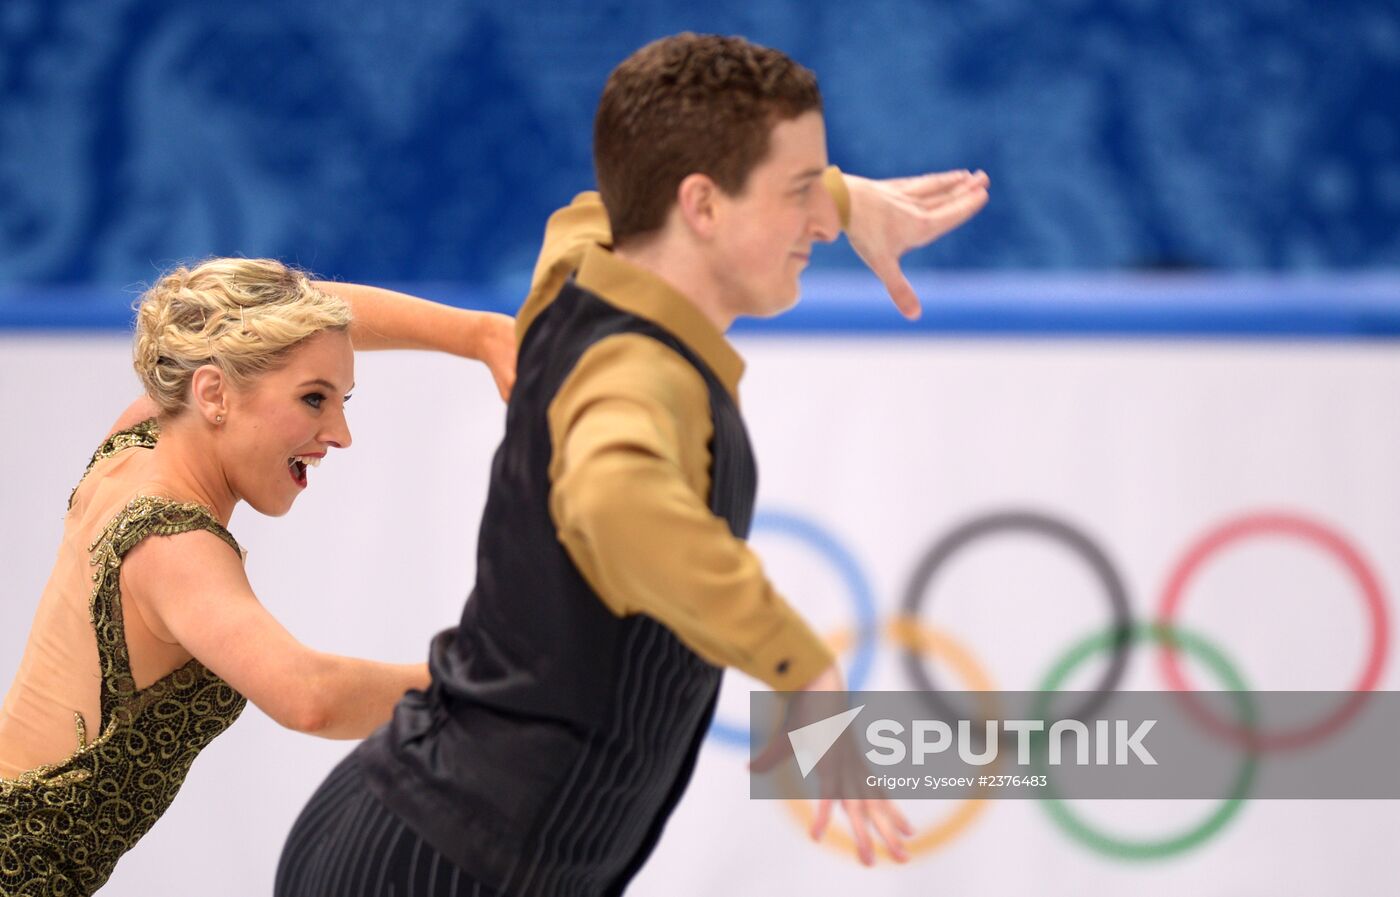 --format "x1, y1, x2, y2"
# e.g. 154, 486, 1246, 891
3, 274, 1400, 895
